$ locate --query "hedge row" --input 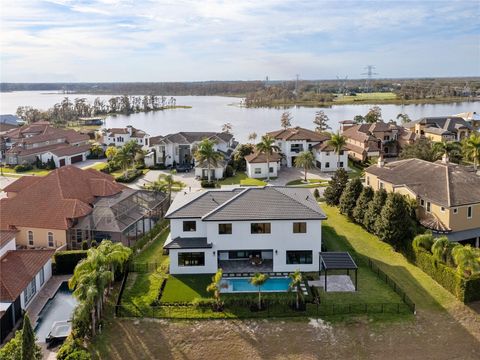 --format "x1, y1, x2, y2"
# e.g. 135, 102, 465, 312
412, 247, 480, 303
54, 250, 88, 274
115, 169, 143, 183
